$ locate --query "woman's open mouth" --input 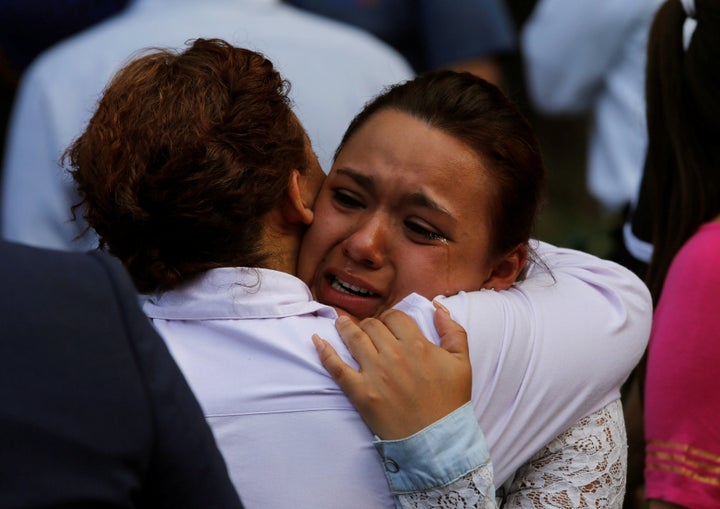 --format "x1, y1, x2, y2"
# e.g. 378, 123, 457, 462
330, 276, 378, 297
315, 273, 384, 319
